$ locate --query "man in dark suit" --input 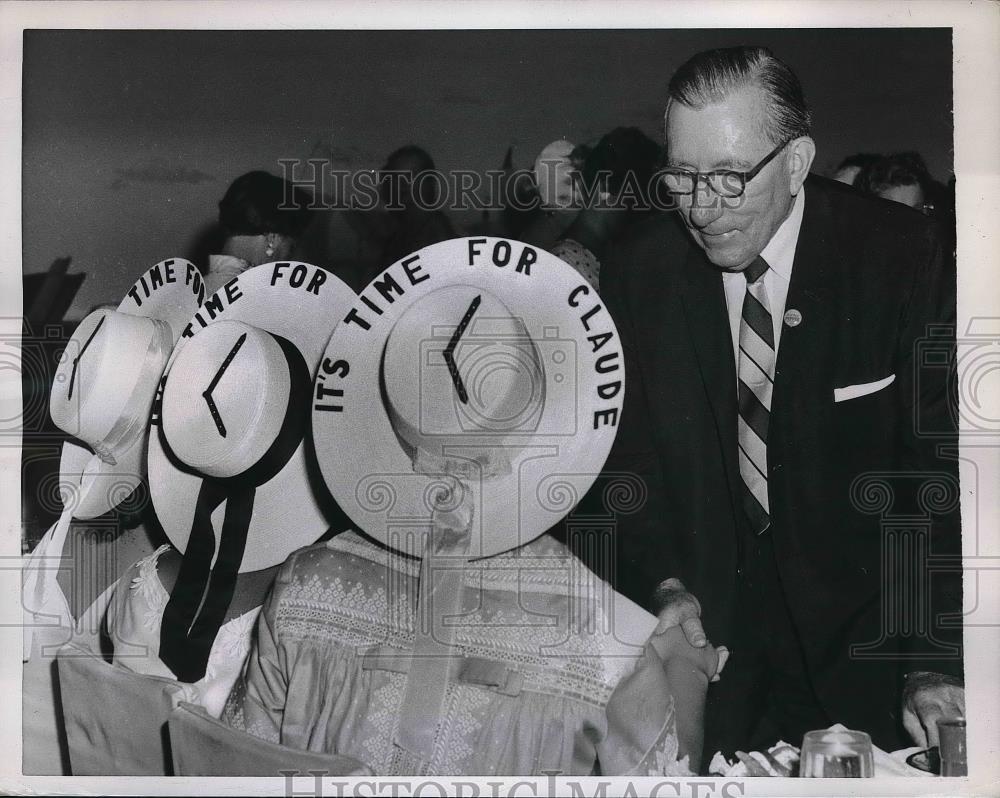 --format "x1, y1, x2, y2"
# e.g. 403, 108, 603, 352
599, 46, 963, 763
